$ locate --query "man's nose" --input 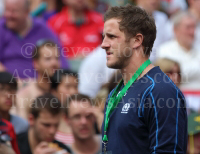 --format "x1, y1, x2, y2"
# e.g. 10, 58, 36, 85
49, 126, 57, 135
101, 37, 110, 49
80, 116, 87, 124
